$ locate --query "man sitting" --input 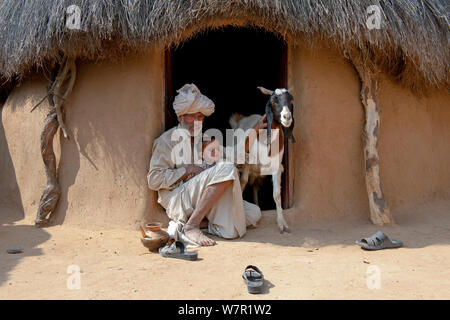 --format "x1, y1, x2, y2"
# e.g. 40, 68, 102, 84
147, 84, 266, 246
